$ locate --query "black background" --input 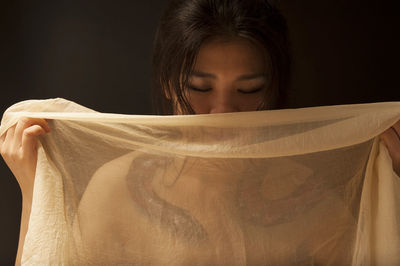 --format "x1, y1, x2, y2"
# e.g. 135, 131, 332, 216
1, 0, 399, 264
